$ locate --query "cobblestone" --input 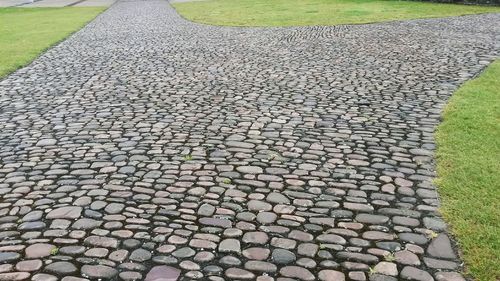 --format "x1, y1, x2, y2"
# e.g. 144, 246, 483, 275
0, 0, 498, 280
